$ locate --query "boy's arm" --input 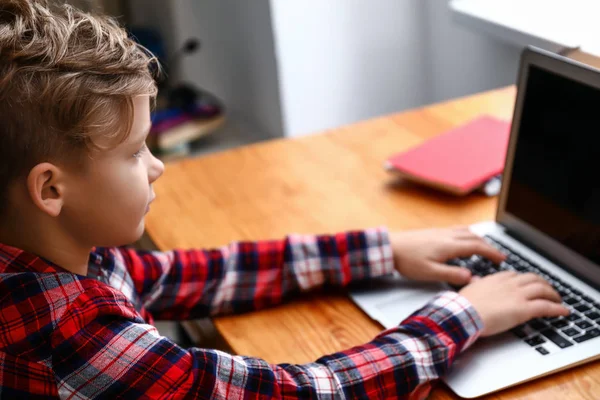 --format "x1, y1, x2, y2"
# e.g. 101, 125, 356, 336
51, 287, 482, 400
117, 228, 394, 320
